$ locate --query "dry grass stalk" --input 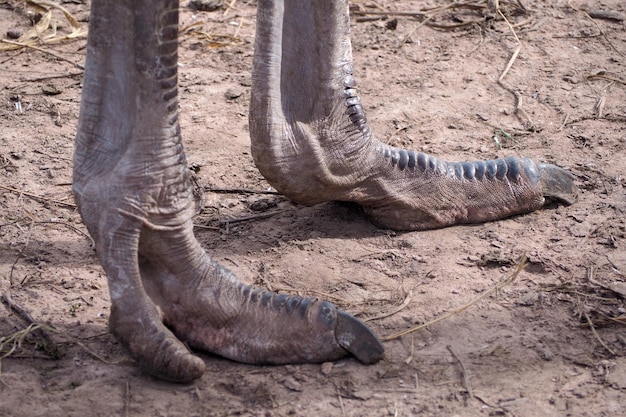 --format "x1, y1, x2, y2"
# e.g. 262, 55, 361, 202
223, 0, 238, 17
583, 312, 616, 355
0, 0, 86, 53
363, 290, 412, 322
1, 293, 113, 368
180, 21, 244, 48
567, 0, 624, 57
383, 254, 528, 341
1, 293, 61, 356
0, 184, 76, 208
0, 323, 47, 379
496, 8, 534, 126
